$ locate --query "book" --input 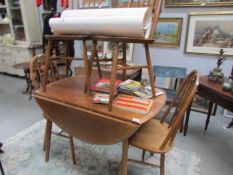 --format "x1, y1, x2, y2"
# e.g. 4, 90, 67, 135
91, 78, 122, 93
113, 94, 153, 114
132, 86, 164, 98
92, 93, 109, 104
118, 79, 141, 94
